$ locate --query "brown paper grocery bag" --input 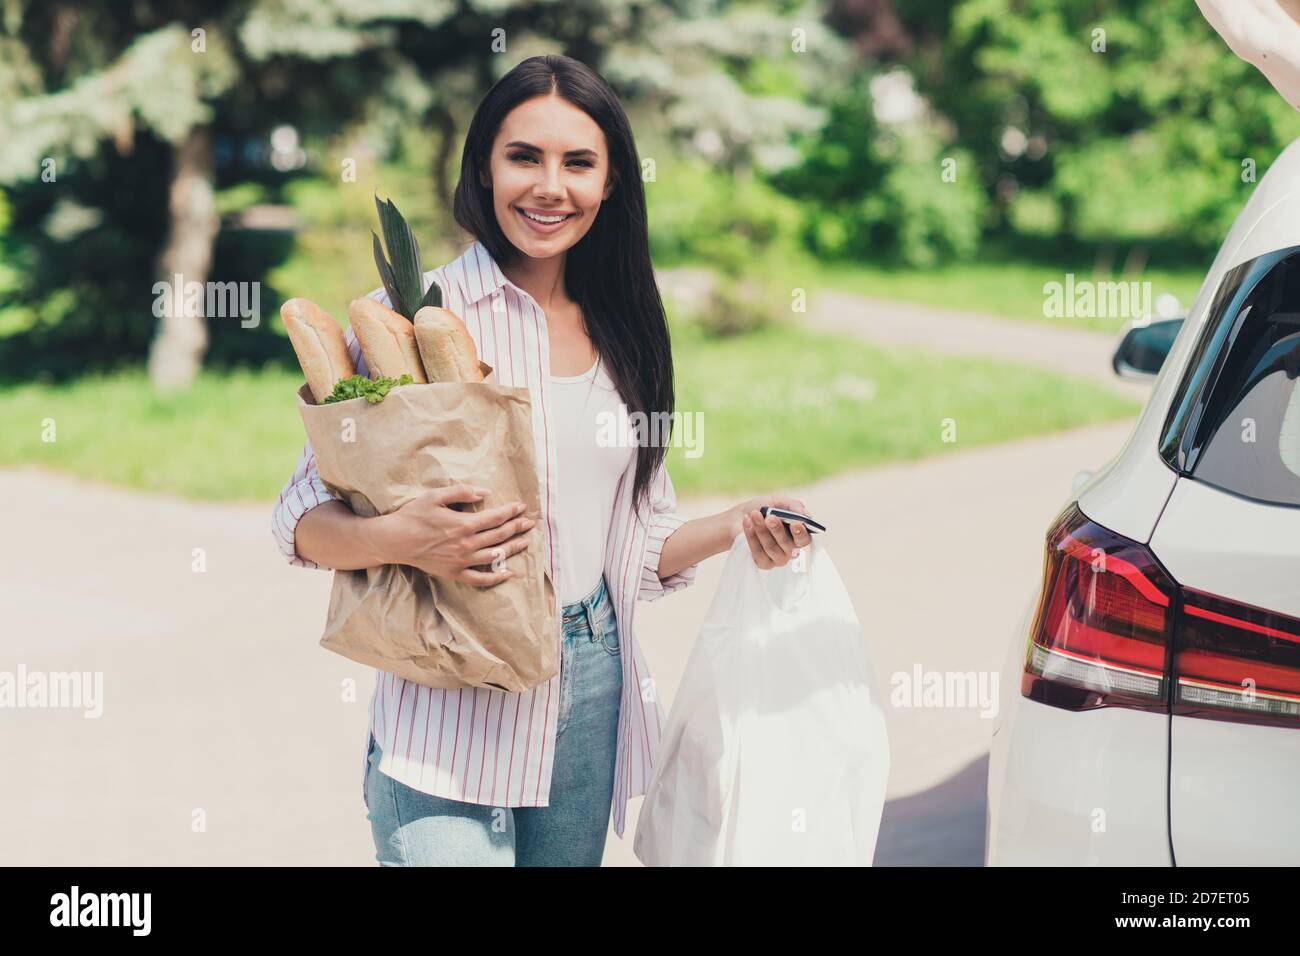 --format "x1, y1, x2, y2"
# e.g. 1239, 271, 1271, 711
295, 367, 557, 693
